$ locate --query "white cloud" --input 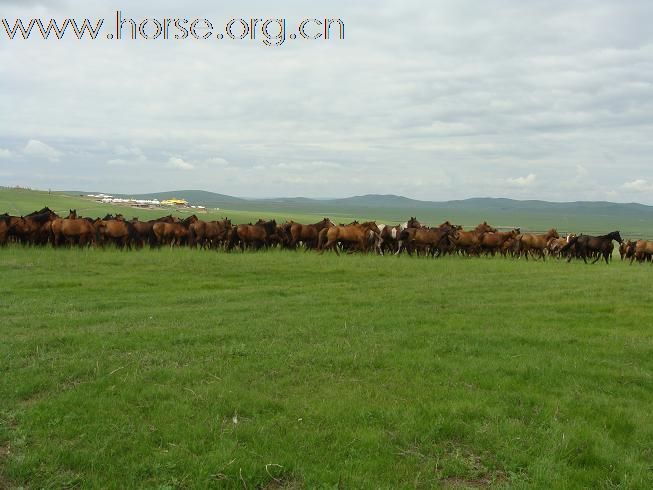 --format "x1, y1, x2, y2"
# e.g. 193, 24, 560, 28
107, 159, 135, 166
206, 157, 229, 167
168, 156, 194, 171
106, 146, 147, 167
622, 179, 653, 192
276, 161, 342, 170
575, 165, 589, 177
23, 139, 60, 162
0, 148, 11, 159
115, 146, 146, 160
506, 174, 537, 187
